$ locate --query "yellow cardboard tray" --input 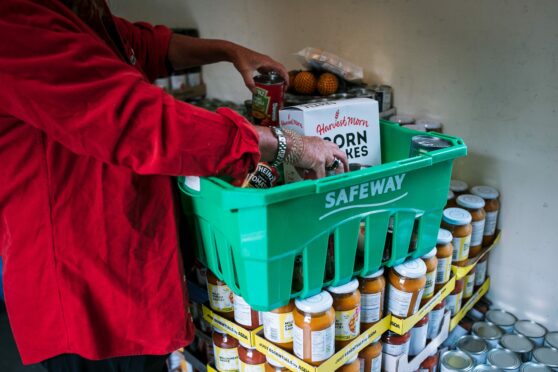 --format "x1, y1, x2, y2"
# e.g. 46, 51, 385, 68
202, 305, 263, 347
389, 276, 456, 335
451, 231, 501, 280
449, 278, 490, 330
255, 316, 391, 372
206, 365, 217, 372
